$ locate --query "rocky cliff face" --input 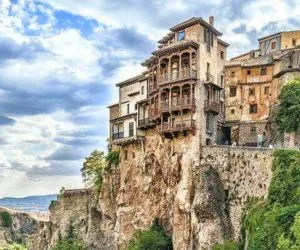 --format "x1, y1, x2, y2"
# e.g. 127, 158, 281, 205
28, 130, 274, 250
0, 206, 46, 248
